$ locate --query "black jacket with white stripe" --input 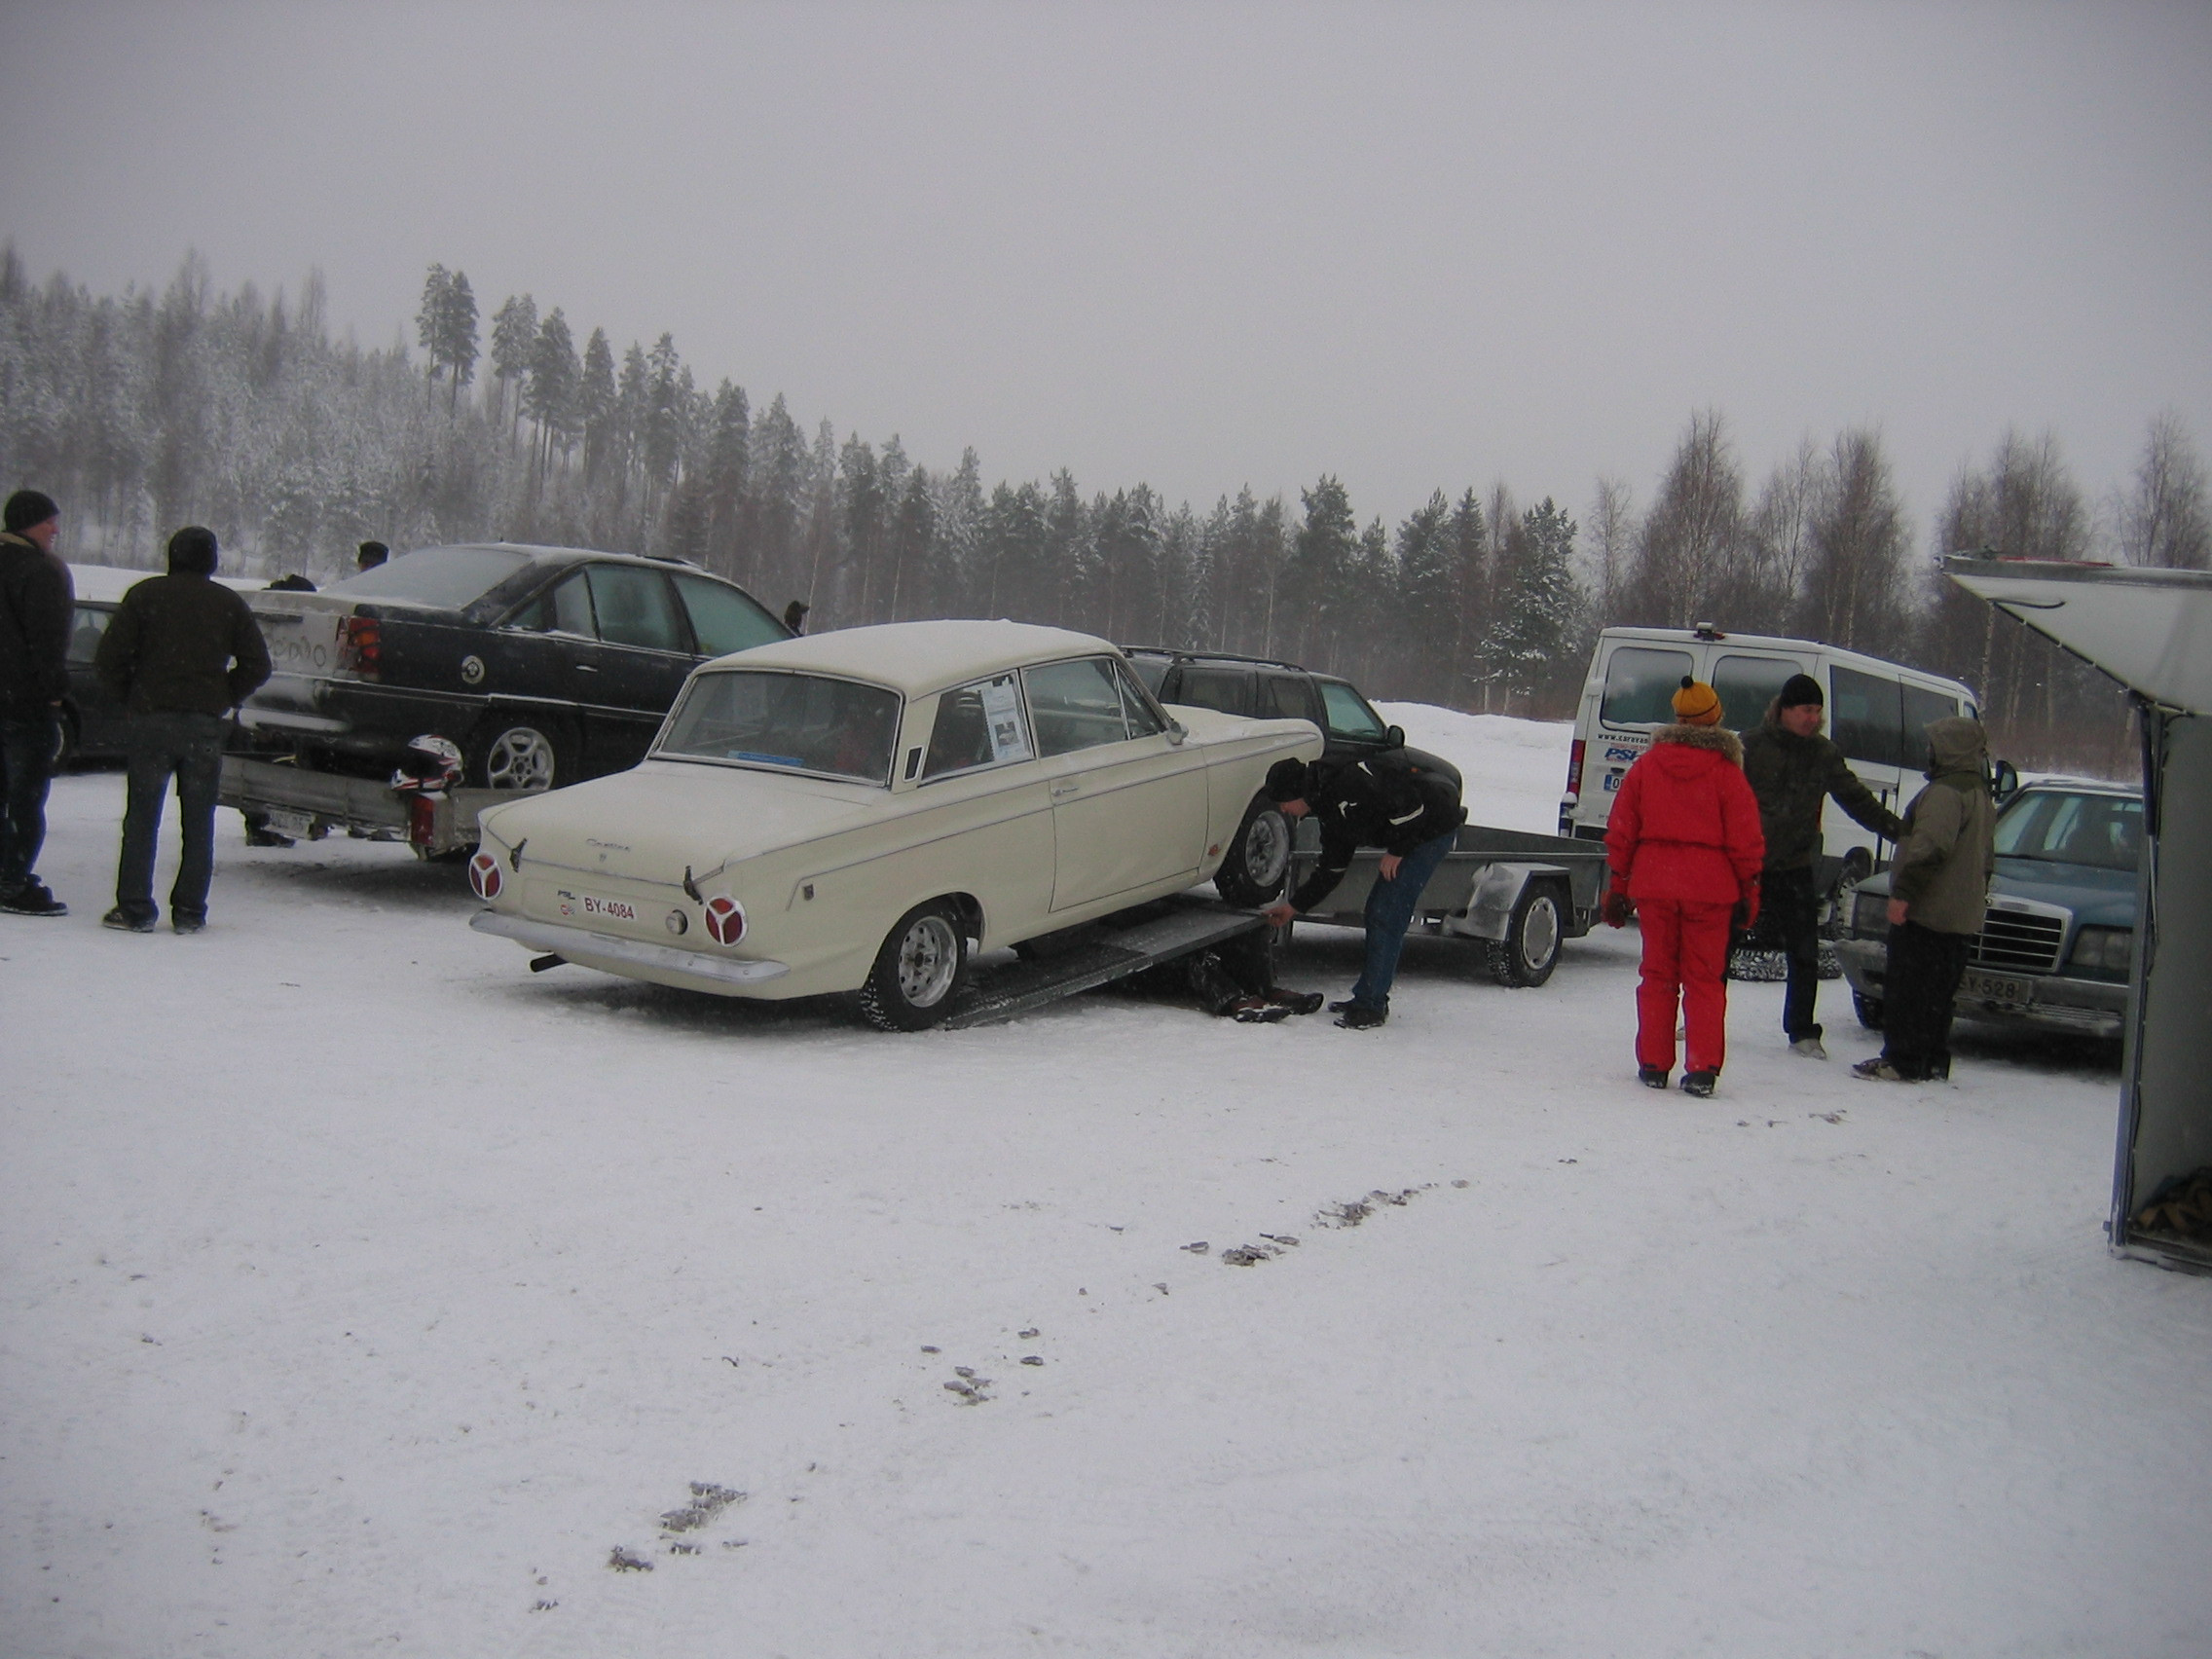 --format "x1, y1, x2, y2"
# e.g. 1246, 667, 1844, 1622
1286, 752, 1466, 913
